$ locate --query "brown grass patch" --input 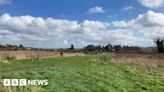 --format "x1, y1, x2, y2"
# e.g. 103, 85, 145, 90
0, 51, 84, 60
112, 53, 164, 69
